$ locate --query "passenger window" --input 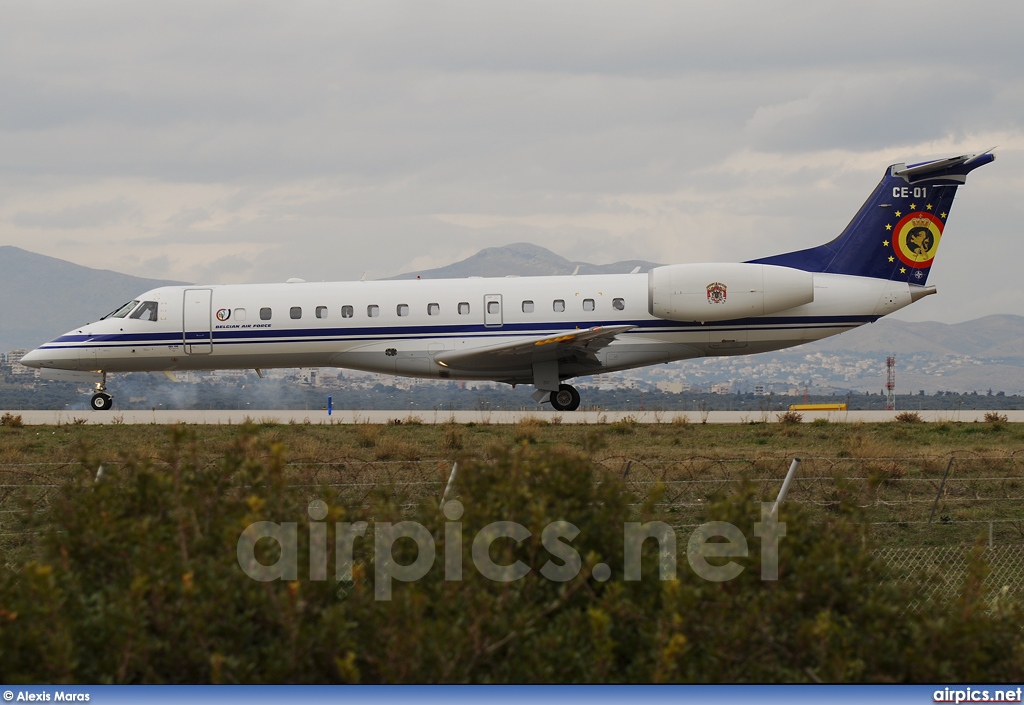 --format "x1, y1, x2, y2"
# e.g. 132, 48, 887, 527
553, 299, 565, 313
290, 307, 302, 319
316, 306, 328, 319
234, 308, 246, 321
129, 301, 159, 321
612, 298, 625, 311
487, 301, 499, 314
522, 300, 534, 313
367, 305, 379, 318
458, 302, 470, 315
342, 305, 353, 318
428, 303, 440, 316
583, 298, 595, 312
397, 304, 409, 317
260, 307, 272, 320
